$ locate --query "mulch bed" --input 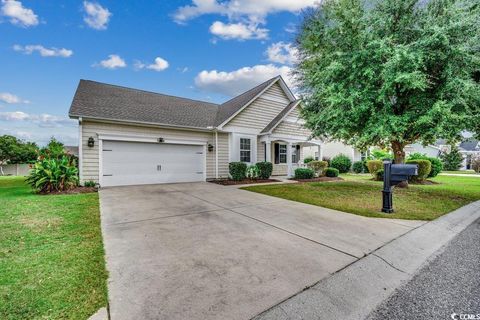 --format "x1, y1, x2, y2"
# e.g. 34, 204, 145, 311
292, 176, 344, 183
38, 186, 98, 195
209, 179, 281, 186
